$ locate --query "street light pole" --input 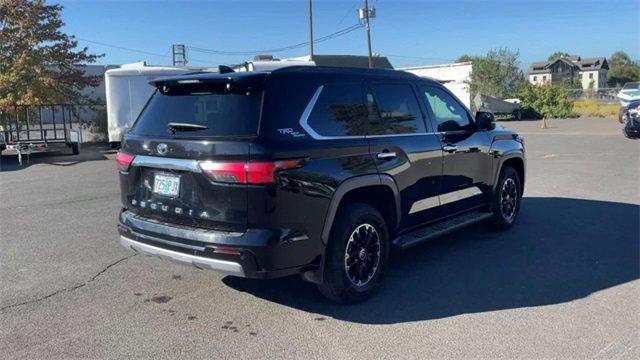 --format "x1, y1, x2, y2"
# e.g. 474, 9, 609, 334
364, 0, 373, 68
308, 0, 314, 60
